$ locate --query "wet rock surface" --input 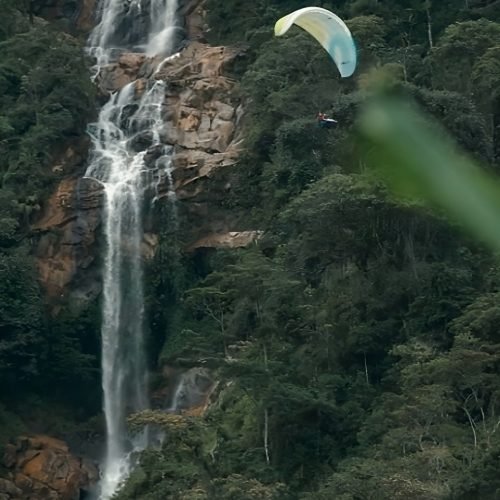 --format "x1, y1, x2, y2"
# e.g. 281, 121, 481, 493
96, 40, 244, 194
